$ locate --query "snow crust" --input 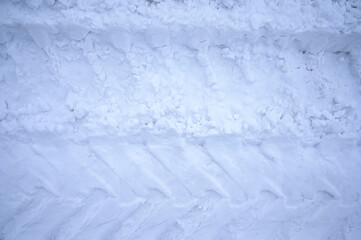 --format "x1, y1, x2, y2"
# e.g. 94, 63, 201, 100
1, 0, 361, 239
